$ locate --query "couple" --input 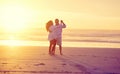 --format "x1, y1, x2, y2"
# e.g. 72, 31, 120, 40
46, 19, 66, 55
